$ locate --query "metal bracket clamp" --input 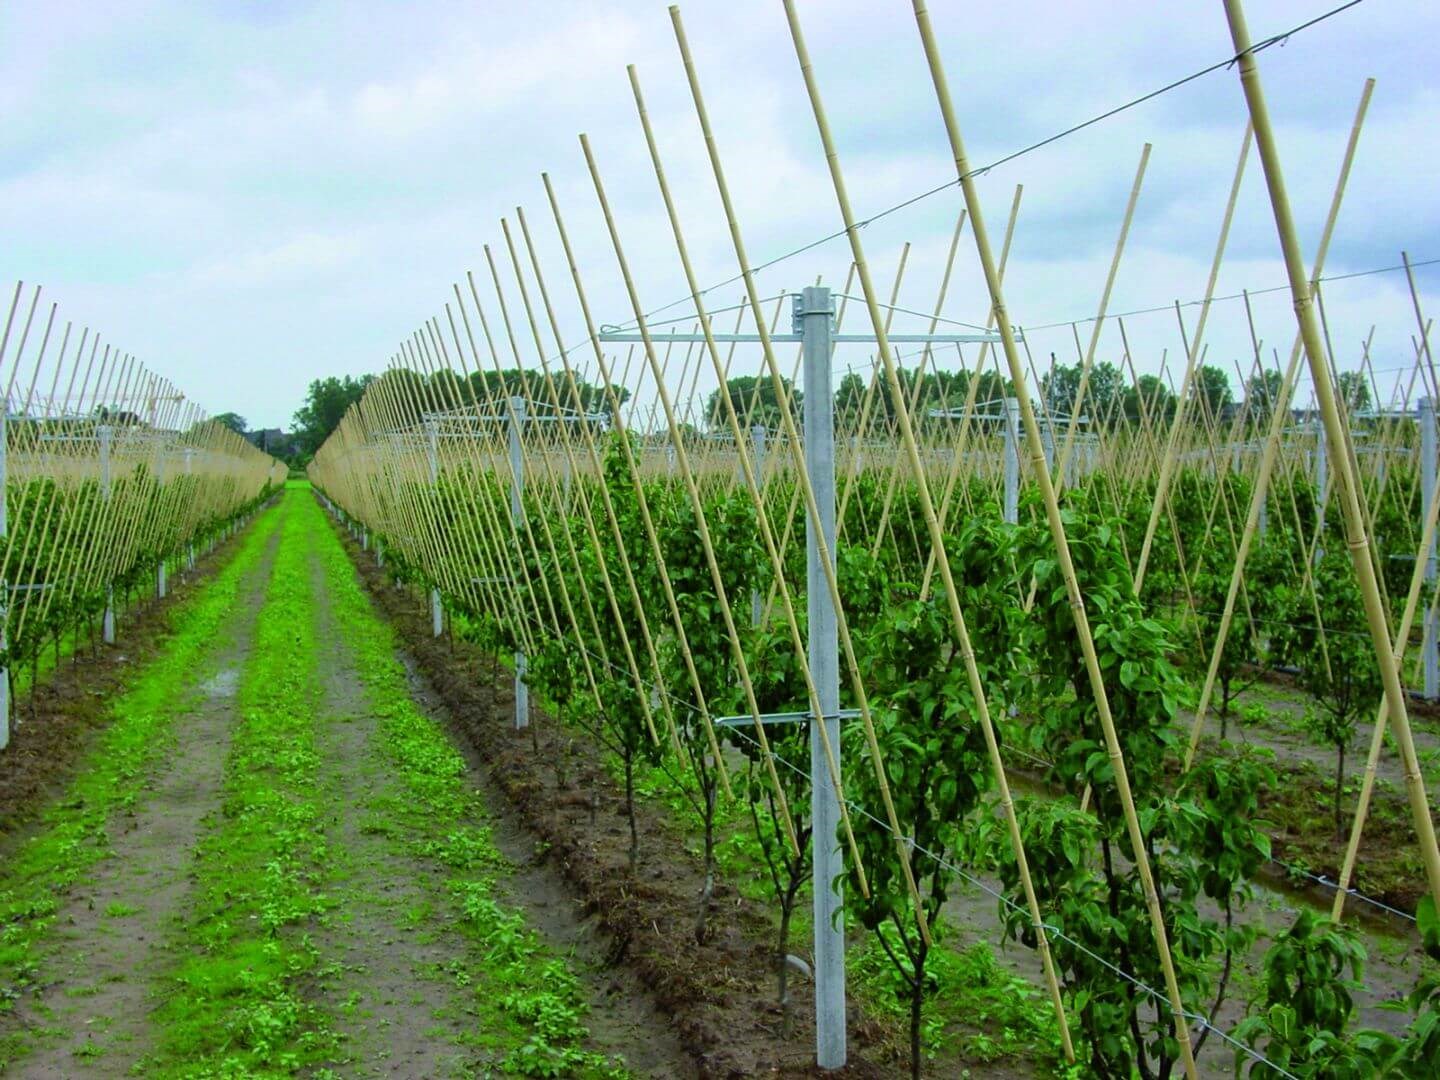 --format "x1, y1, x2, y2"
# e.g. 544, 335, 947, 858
713, 708, 861, 729
792, 291, 837, 333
